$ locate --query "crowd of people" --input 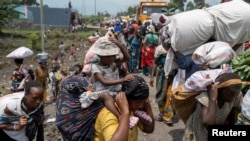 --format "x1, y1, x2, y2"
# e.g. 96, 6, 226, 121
1, 1, 250, 140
